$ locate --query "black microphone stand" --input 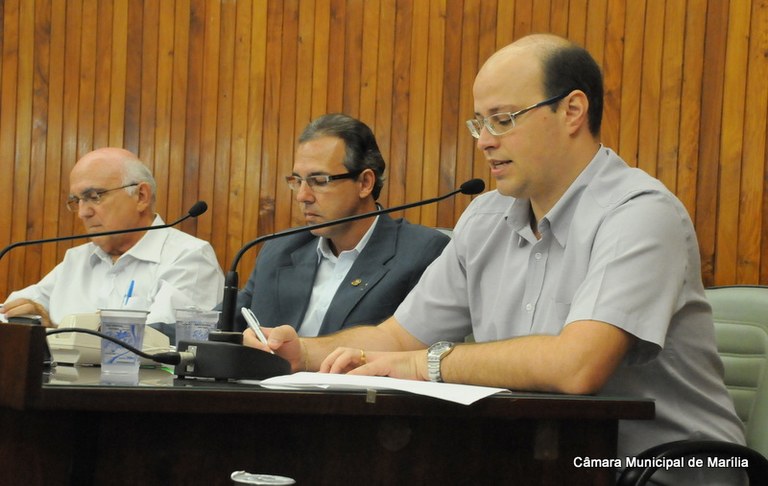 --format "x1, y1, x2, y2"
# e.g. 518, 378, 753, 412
0, 201, 209, 374
0, 201, 208, 263
218, 179, 485, 331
